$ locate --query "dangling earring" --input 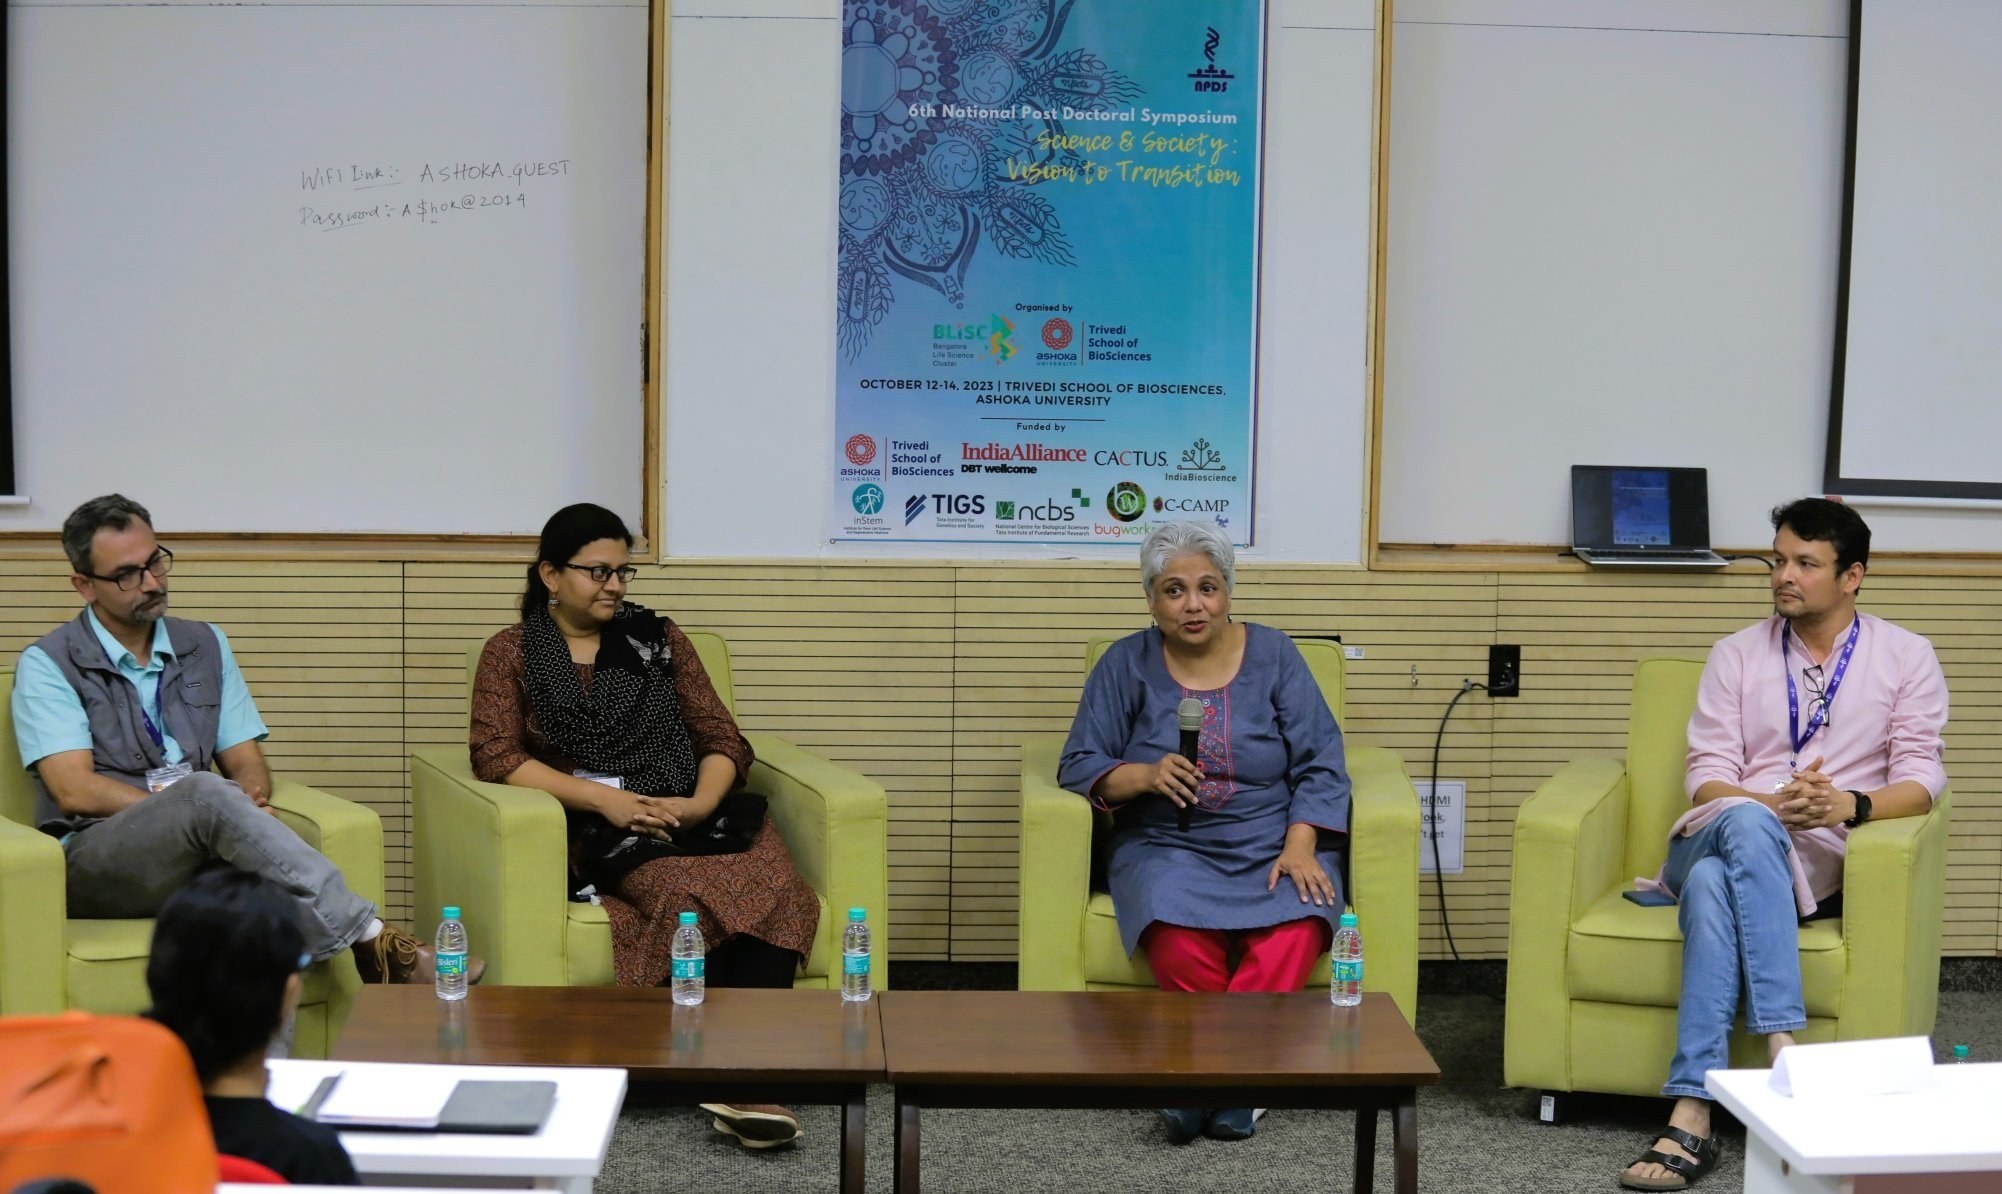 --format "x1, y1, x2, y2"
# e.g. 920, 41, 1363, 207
548, 596, 558, 608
